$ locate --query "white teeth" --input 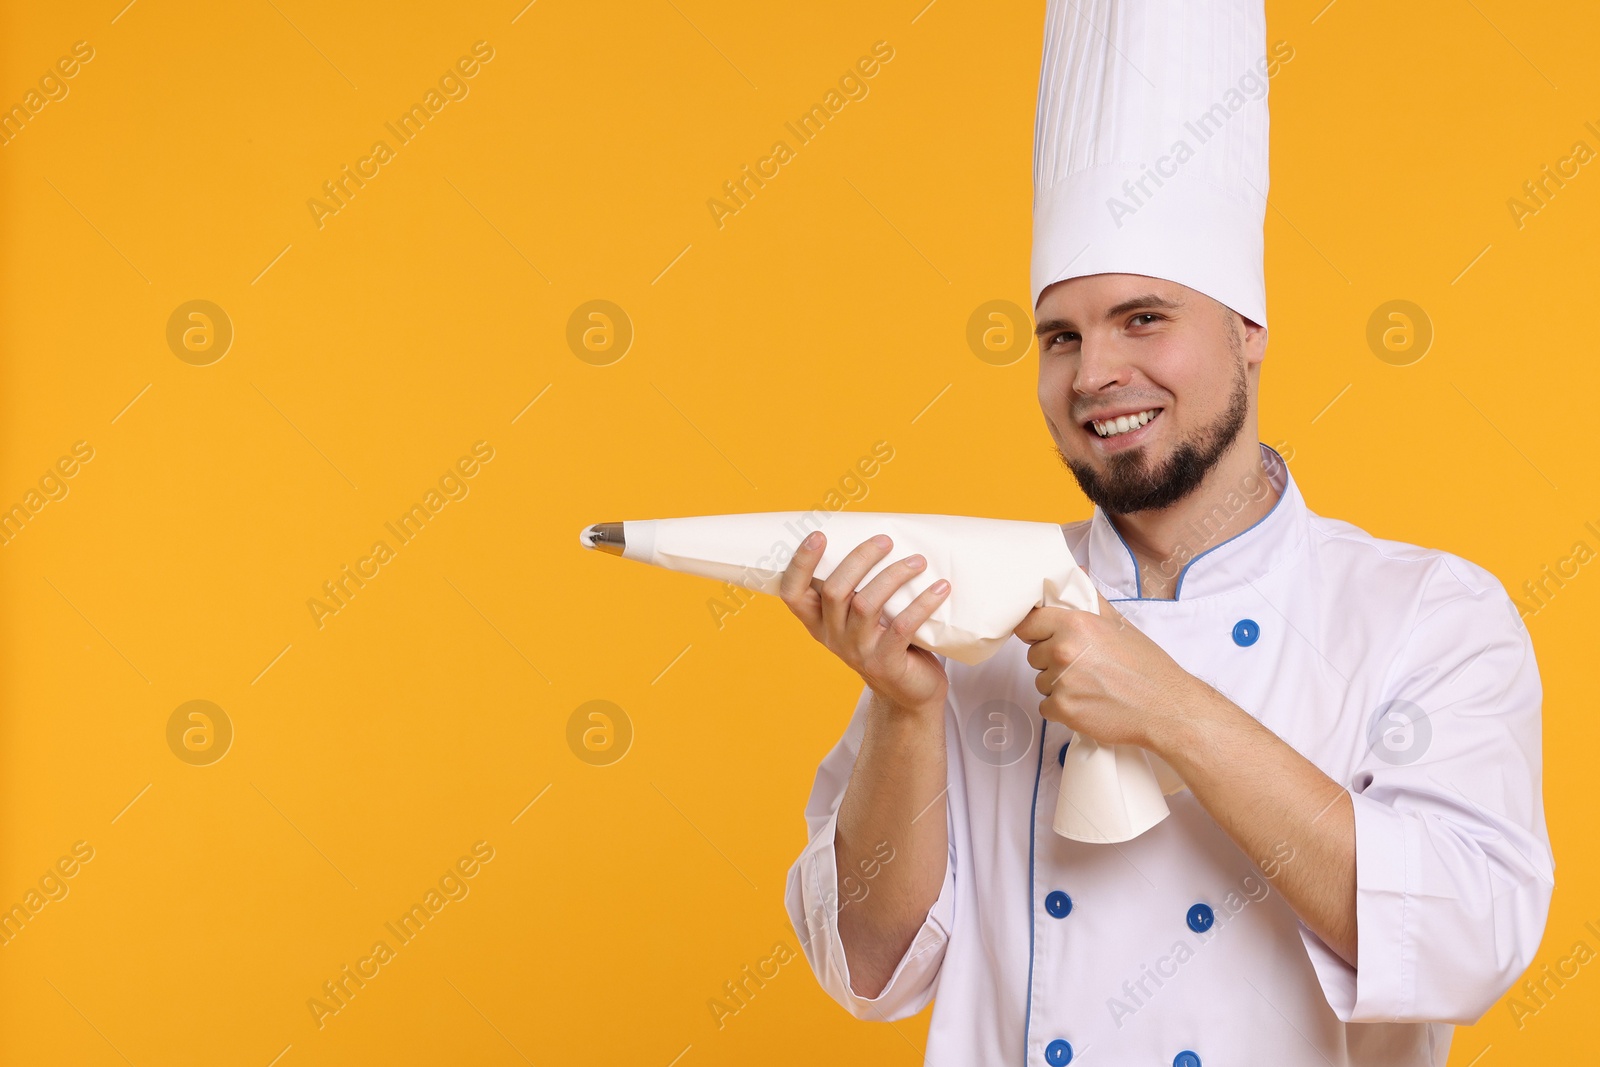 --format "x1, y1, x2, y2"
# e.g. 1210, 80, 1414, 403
1092, 408, 1159, 438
